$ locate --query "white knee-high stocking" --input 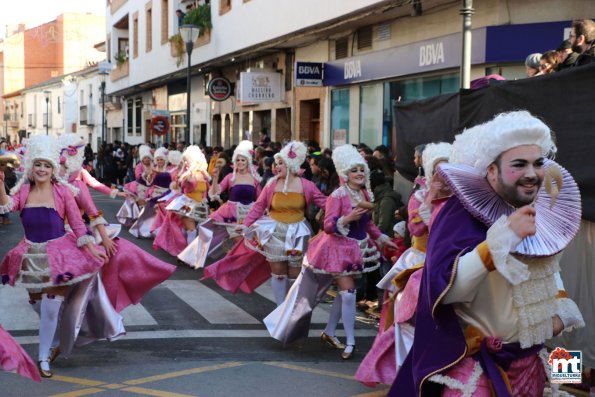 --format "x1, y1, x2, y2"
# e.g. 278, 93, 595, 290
324, 292, 343, 336
340, 290, 356, 346
271, 274, 288, 306
39, 294, 64, 363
